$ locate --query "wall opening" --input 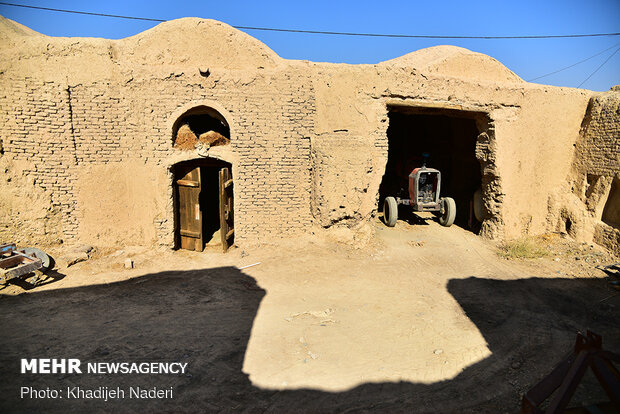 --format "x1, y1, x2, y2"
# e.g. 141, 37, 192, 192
172, 106, 230, 150
602, 177, 620, 229
379, 106, 486, 232
565, 217, 573, 235
172, 158, 234, 252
